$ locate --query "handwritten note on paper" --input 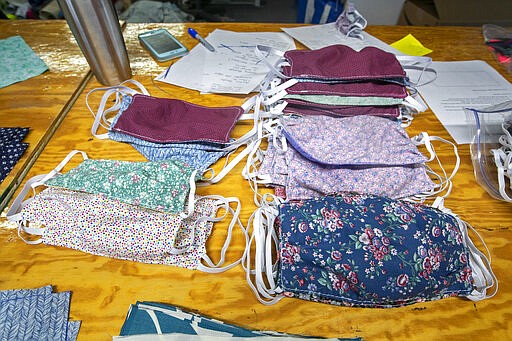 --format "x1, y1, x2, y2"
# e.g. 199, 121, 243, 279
157, 29, 295, 94
280, 23, 402, 55
390, 34, 433, 56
